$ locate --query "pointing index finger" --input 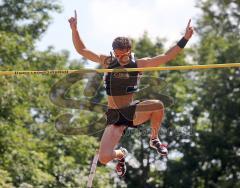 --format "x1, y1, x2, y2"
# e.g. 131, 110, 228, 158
187, 19, 191, 28
74, 10, 77, 19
